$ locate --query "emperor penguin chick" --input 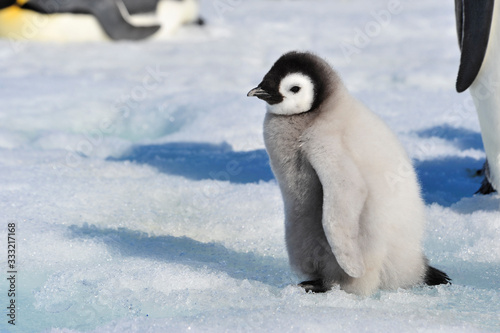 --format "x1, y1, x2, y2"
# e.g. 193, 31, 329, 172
247, 51, 450, 296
